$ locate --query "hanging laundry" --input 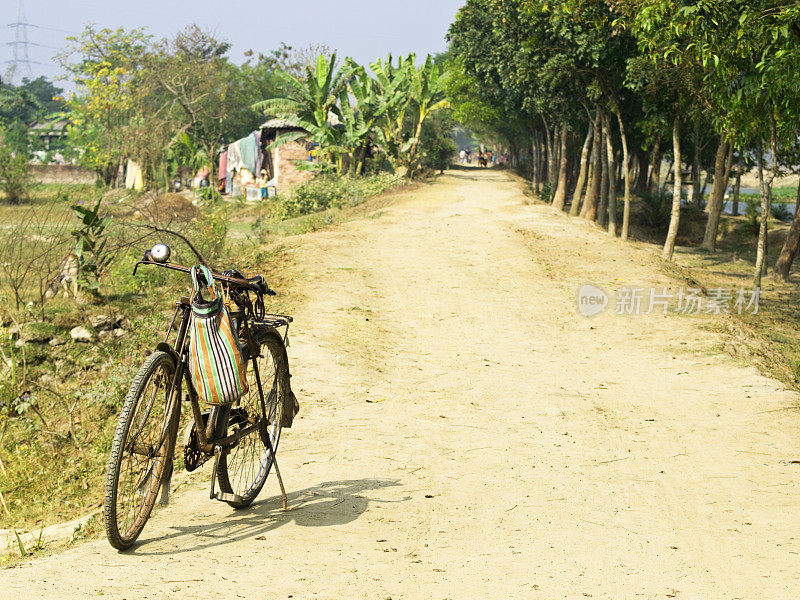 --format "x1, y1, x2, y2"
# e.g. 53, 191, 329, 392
125, 160, 144, 191
226, 142, 239, 194
218, 149, 227, 191
239, 131, 260, 175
